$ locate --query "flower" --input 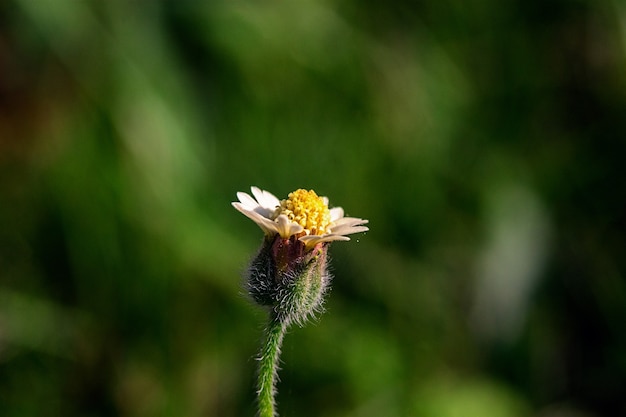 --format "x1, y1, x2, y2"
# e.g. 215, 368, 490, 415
232, 186, 369, 249
234, 187, 369, 417
234, 186, 369, 327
